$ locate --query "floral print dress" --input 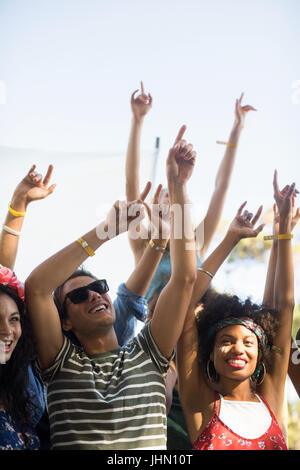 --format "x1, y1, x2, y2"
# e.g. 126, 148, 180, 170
193, 393, 287, 450
0, 411, 39, 450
